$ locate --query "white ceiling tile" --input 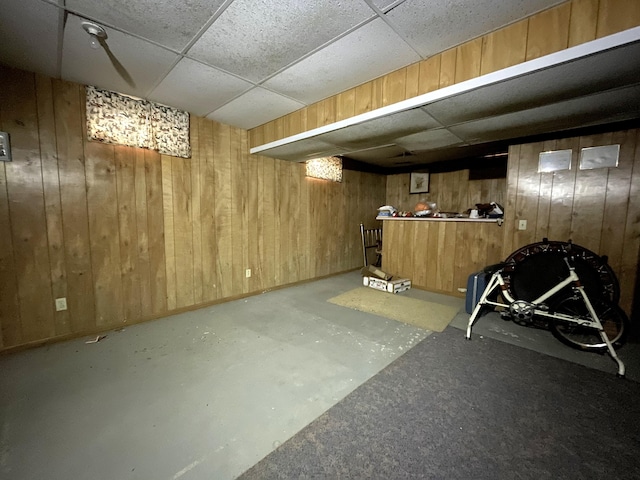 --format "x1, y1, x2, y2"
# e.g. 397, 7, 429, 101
395, 129, 465, 151
148, 58, 253, 116
0, 0, 60, 78
425, 40, 640, 125
321, 108, 441, 149
402, 143, 505, 167
207, 88, 305, 130
188, 0, 375, 83
66, 0, 227, 52
0, 0, 638, 169
61, 14, 180, 100
344, 145, 407, 163
370, 0, 406, 11
263, 18, 421, 104
385, 0, 563, 57
449, 85, 640, 143
253, 138, 347, 162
